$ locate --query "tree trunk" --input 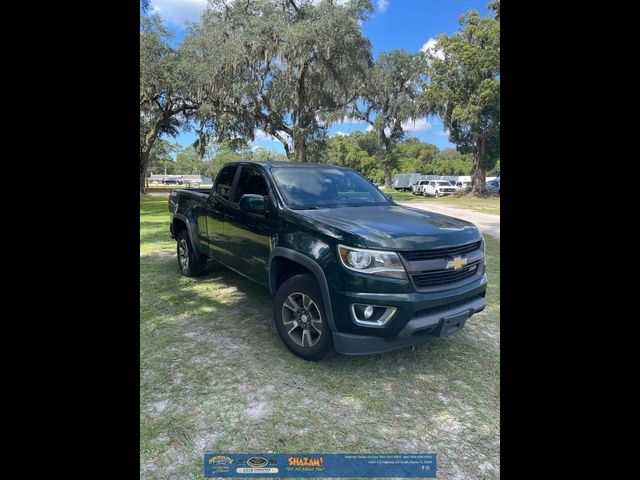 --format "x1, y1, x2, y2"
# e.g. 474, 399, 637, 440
471, 136, 486, 195
380, 129, 392, 188
140, 123, 159, 195
383, 163, 392, 188
294, 135, 307, 161
140, 151, 150, 195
